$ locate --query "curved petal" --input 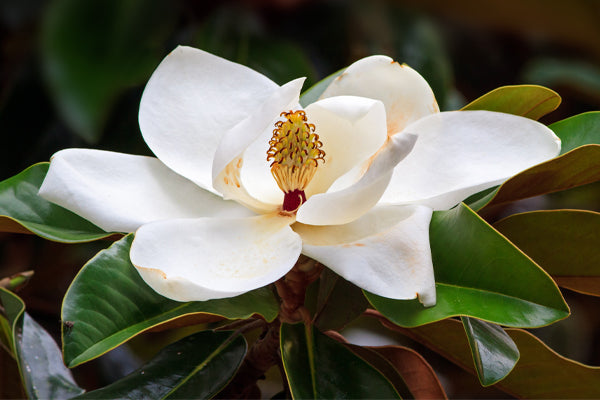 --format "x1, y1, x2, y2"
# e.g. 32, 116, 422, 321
320, 55, 439, 135
139, 46, 278, 193
38, 149, 250, 233
296, 133, 417, 226
379, 110, 562, 209
212, 78, 304, 208
303, 96, 388, 197
294, 205, 436, 306
130, 213, 301, 301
